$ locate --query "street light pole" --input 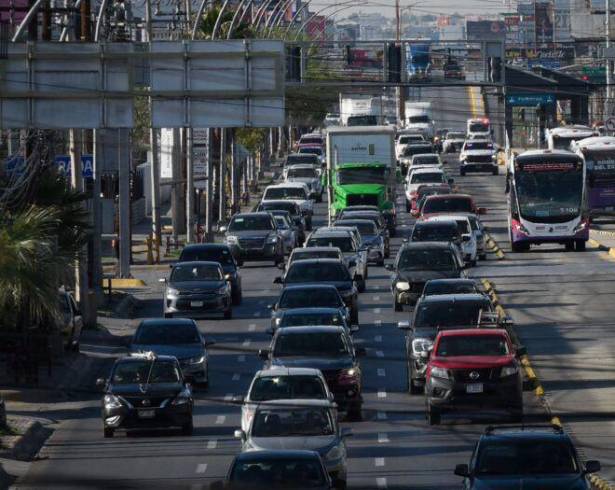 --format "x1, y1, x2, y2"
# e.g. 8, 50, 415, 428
607, 0, 612, 118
